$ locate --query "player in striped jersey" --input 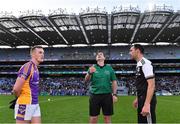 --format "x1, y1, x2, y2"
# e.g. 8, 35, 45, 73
129, 44, 156, 123
13, 45, 44, 124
